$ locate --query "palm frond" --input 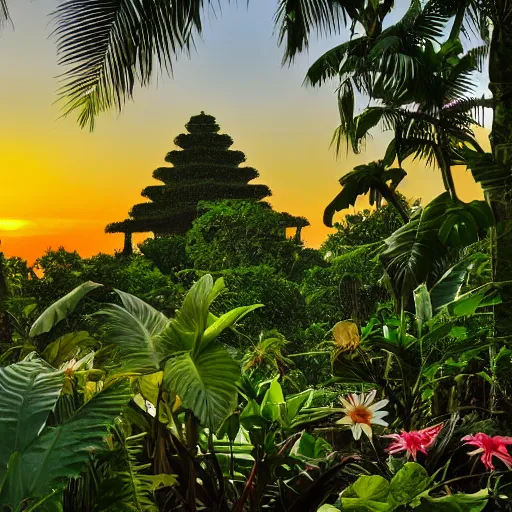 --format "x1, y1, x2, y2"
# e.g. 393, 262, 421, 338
52, 0, 209, 130
0, 0, 10, 28
305, 38, 368, 86
275, 0, 347, 63
96, 431, 177, 511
